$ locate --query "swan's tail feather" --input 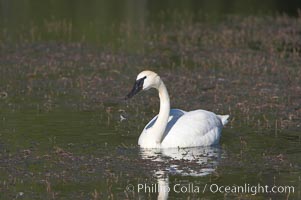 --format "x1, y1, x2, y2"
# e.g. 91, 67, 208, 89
218, 115, 229, 126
